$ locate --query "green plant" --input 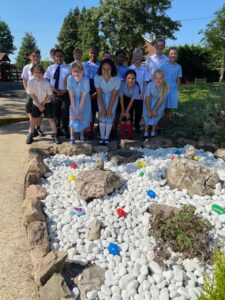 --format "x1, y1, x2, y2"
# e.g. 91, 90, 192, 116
150, 205, 213, 261
198, 249, 225, 300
